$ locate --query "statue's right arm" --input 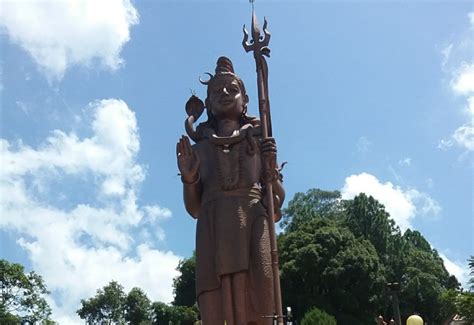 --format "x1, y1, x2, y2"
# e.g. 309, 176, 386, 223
177, 135, 202, 219
183, 179, 202, 219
